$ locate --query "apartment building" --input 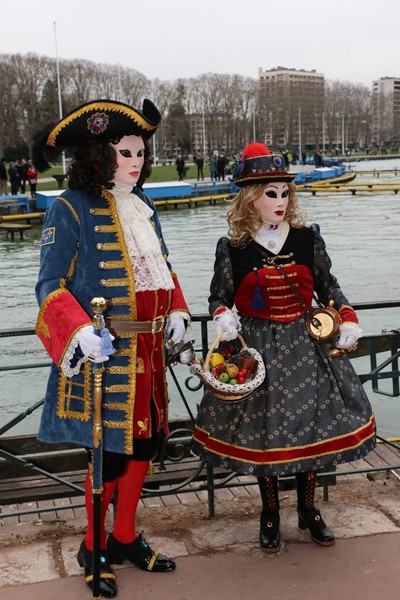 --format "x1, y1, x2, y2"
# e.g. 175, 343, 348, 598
258, 66, 325, 150
371, 77, 400, 148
